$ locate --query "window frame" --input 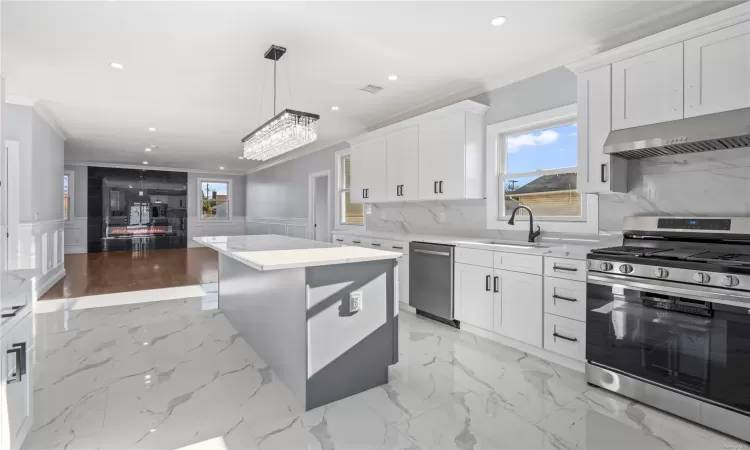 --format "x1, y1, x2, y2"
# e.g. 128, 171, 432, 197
334, 148, 364, 229
197, 177, 233, 222
486, 104, 599, 234
63, 170, 74, 221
